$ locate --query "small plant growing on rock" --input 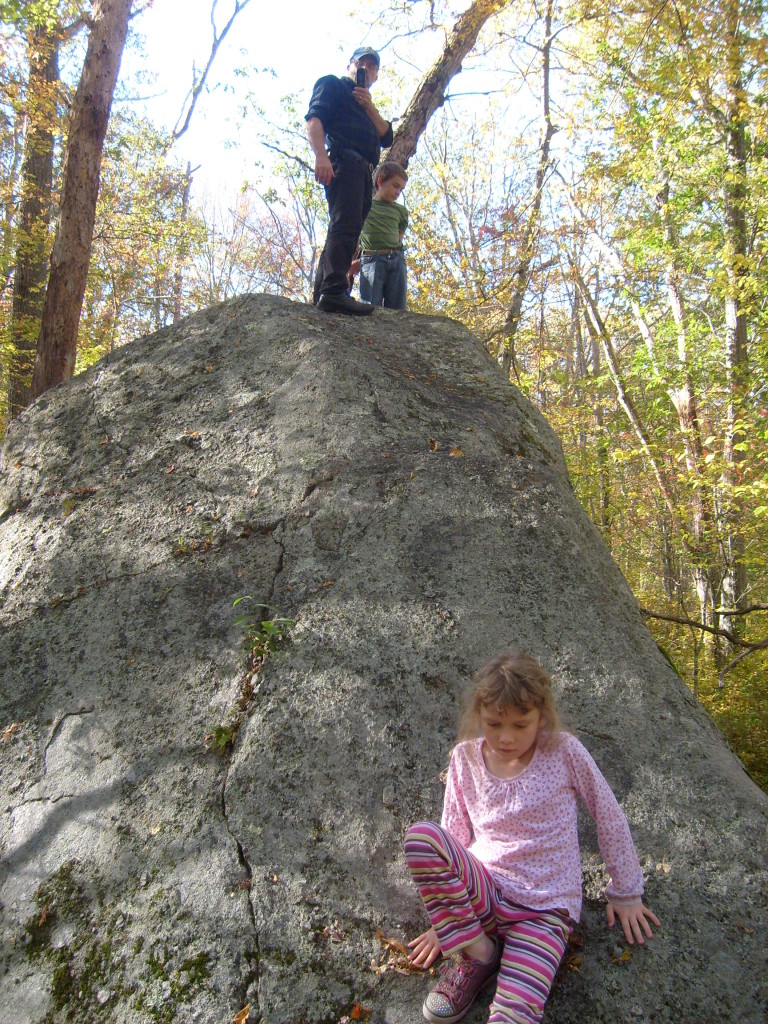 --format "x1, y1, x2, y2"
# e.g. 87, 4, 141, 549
233, 597, 295, 667
204, 601, 295, 756
204, 724, 236, 755
234, 600, 295, 708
